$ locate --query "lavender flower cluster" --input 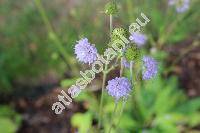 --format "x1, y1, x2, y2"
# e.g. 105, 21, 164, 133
52, 12, 156, 115
168, 0, 190, 13
142, 56, 158, 80
74, 38, 98, 64
74, 31, 158, 100
106, 77, 131, 101
129, 32, 147, 47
